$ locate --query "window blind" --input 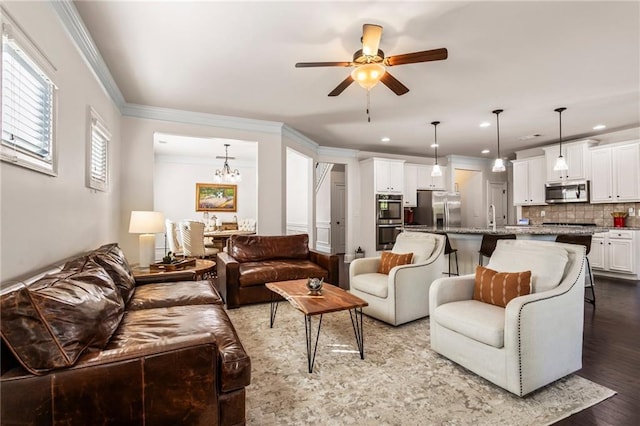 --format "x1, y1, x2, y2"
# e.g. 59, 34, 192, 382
87, 109, 110, 191
1, 34, 54, 169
